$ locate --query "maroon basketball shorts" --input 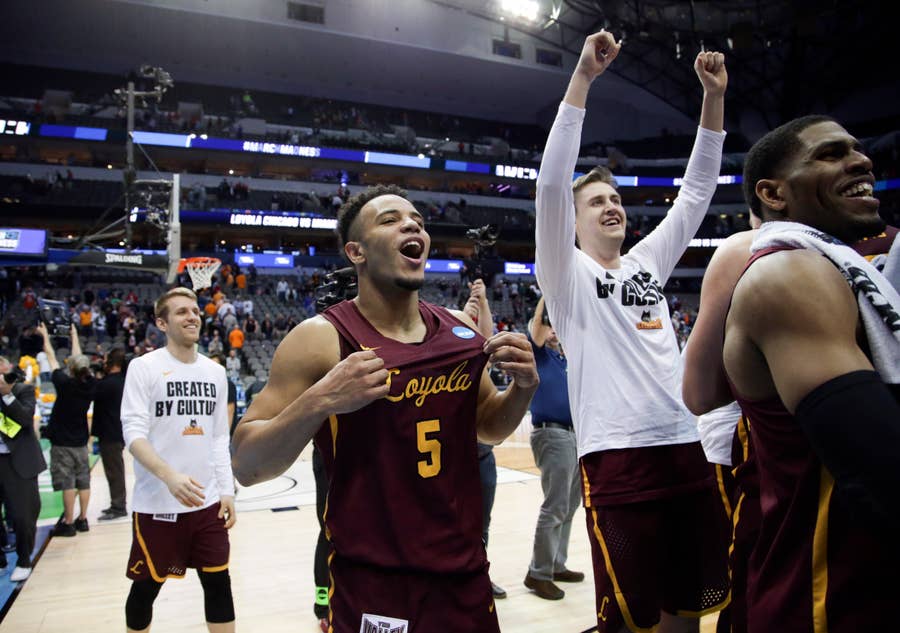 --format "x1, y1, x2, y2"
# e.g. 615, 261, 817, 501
325, 555, 500, 633
126, 503, 230, 582
585, 488, 731, 632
